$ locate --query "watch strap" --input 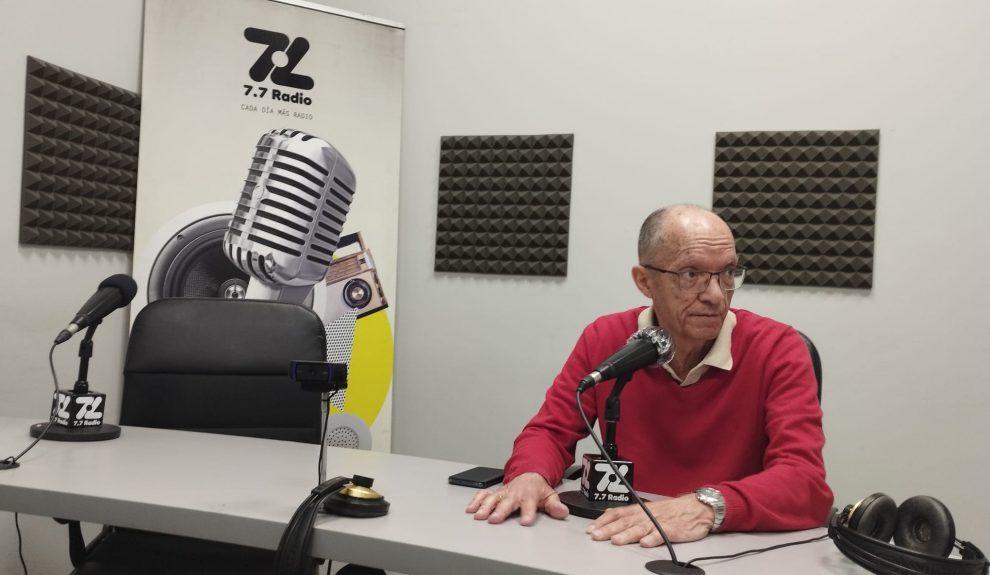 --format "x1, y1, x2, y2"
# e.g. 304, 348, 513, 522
695, 487, 726, 532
